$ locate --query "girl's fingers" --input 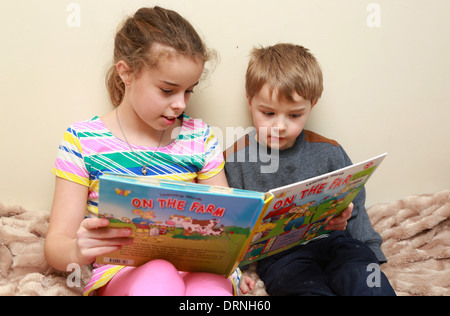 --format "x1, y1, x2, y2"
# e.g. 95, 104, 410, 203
78, 236, 133, 248
79, 246, 123, 262
76, 218, 133, 263
77, 237, 133, 262
80, 218, 110, 230
79, 218, 132, 239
